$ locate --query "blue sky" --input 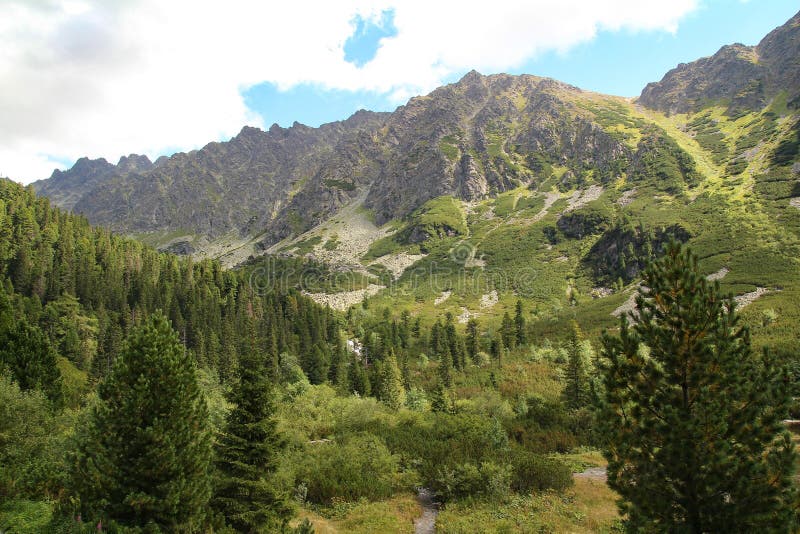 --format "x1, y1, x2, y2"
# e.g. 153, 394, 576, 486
244, 0, 799, 129
2, 0, 798, 183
